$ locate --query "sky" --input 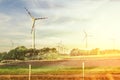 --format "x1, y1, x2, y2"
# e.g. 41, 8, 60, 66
0, 0, 120, 51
